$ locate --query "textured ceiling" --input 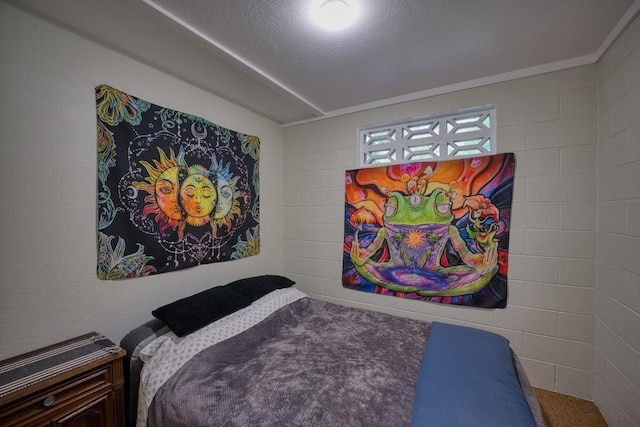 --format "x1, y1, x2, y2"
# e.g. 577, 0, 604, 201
9, 0, 639, 124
